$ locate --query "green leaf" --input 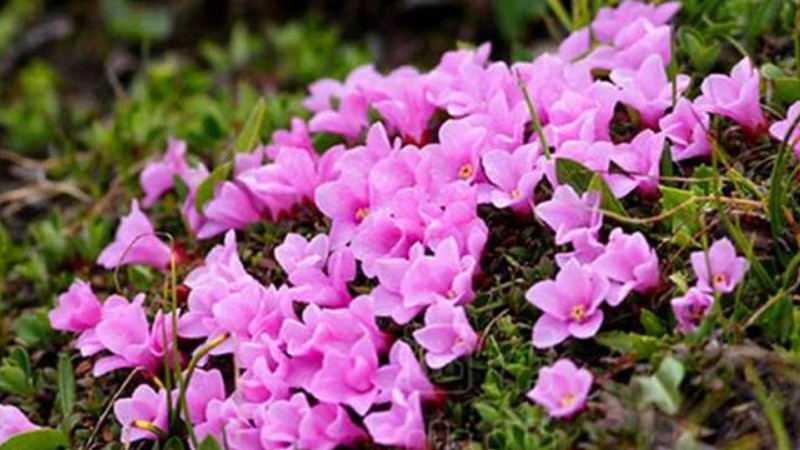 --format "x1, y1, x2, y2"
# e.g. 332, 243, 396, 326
12, 310, 53, 347
635, 356, 685, 414
640, 309, 666, 336
194, 161, 233, 214
773, 77, 800, 104
0, 428, 68, 450
660, 186, 699, 246
755, 296, 795, 344
198, 436, 223, 450
660, 140, 674, 179
596, 331, 660, 360
311, 132, 346, 153
235, 97, 266, 152
163, 437, 187, 450
556, 158, 594, 193
587, 174, 628, 218
0, 366, 33, 396
57, 354, 75, 417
